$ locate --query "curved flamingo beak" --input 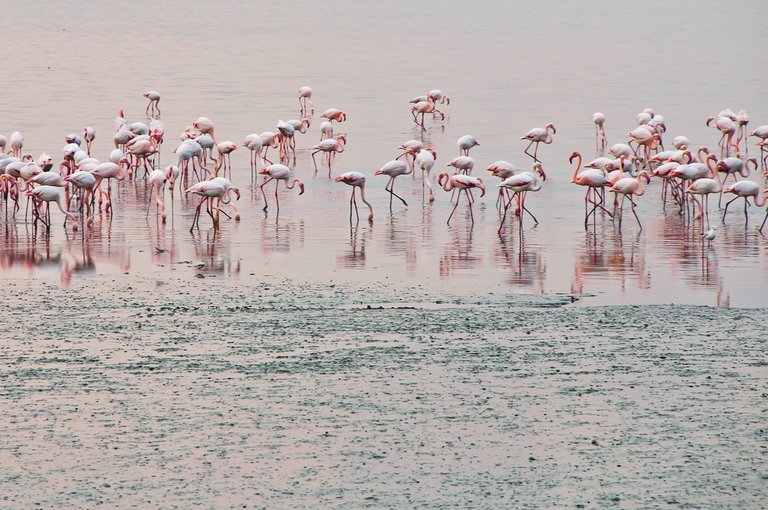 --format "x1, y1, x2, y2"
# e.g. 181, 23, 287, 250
334, 175, 344, 182
478, 185, 486, 197
259, 168, 270, 175
298, 183, 305, 195
374, 169, 384, 175
233, 189, 241, 201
